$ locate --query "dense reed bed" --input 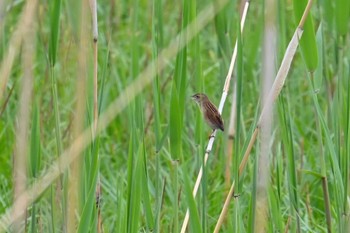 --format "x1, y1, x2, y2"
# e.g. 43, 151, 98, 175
0, 0, 349, 232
